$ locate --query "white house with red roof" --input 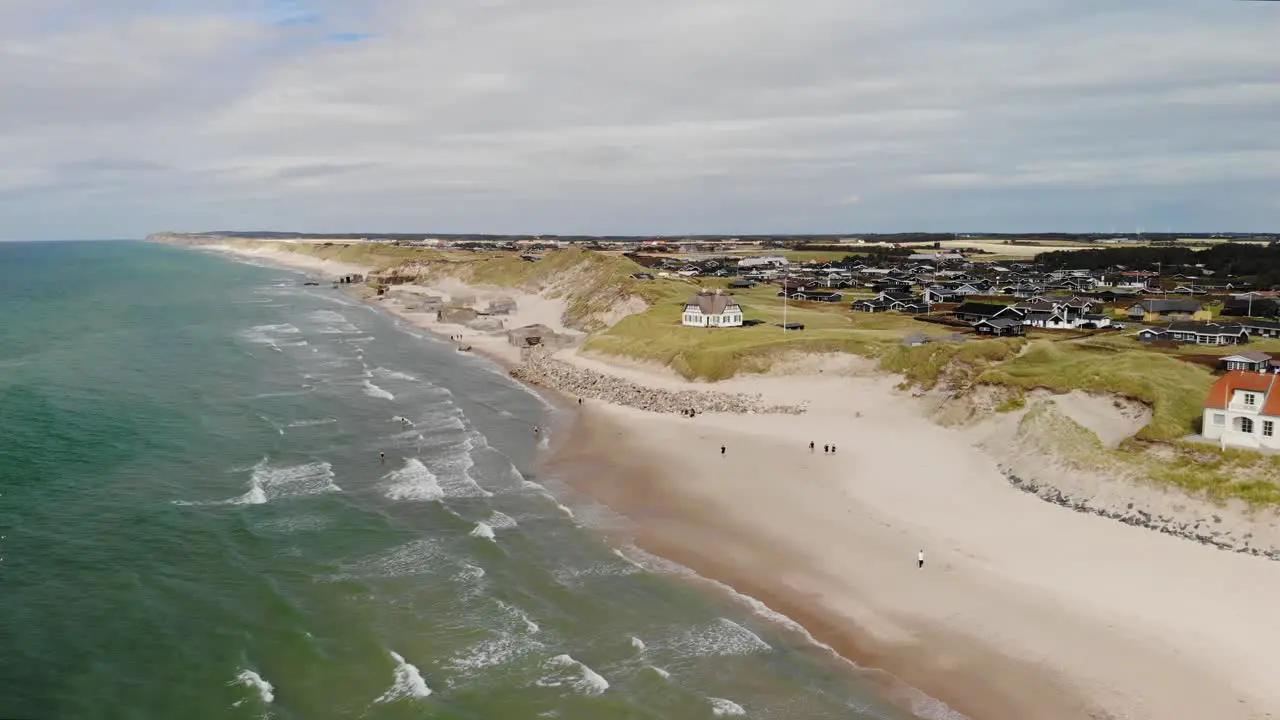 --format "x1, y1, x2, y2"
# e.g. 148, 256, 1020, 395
1202, 370, 1280, 450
